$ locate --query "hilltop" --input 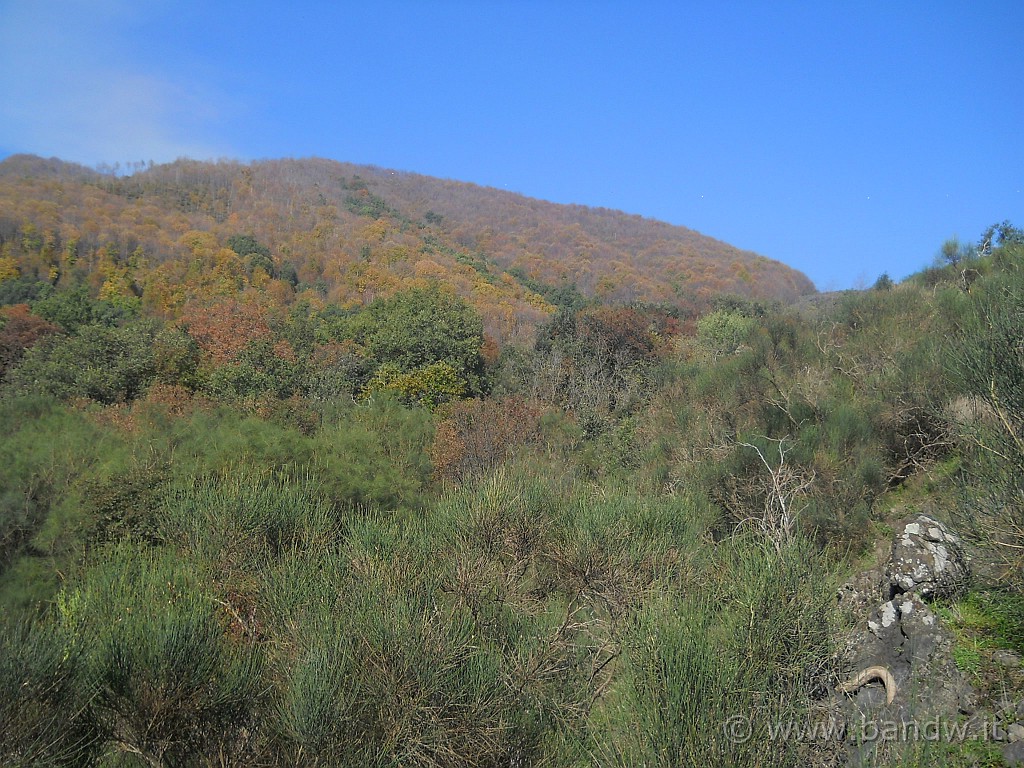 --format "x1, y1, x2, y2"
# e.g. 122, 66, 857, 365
0, 154, 813, 341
